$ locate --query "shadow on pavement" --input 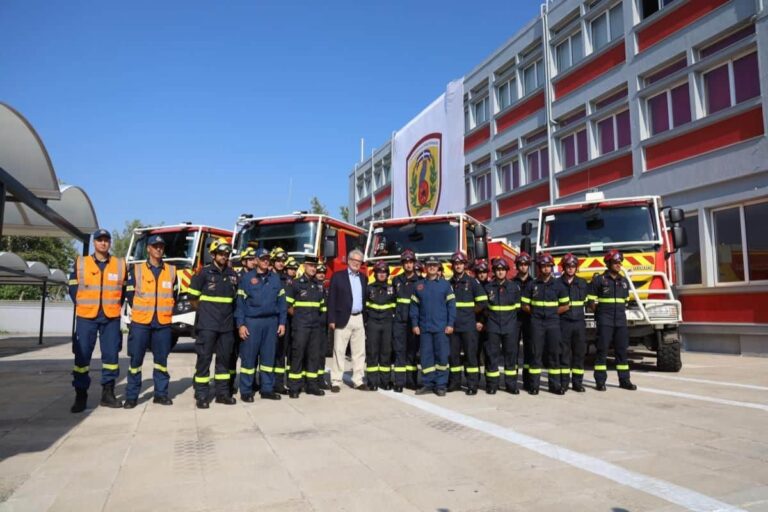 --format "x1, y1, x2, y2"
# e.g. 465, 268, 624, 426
0, 336, 72, 358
